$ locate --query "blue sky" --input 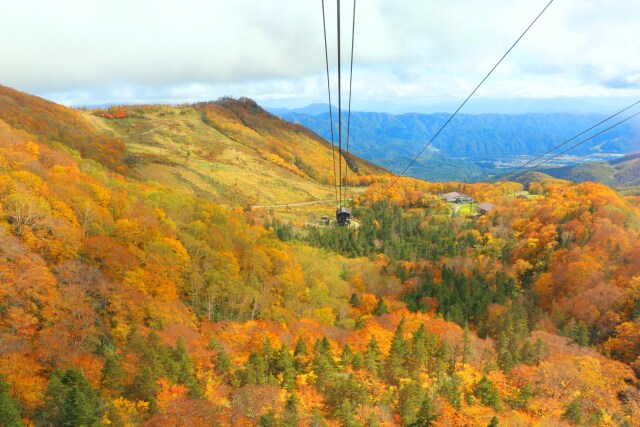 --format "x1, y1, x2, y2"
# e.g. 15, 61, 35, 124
1, 0, 639, 113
